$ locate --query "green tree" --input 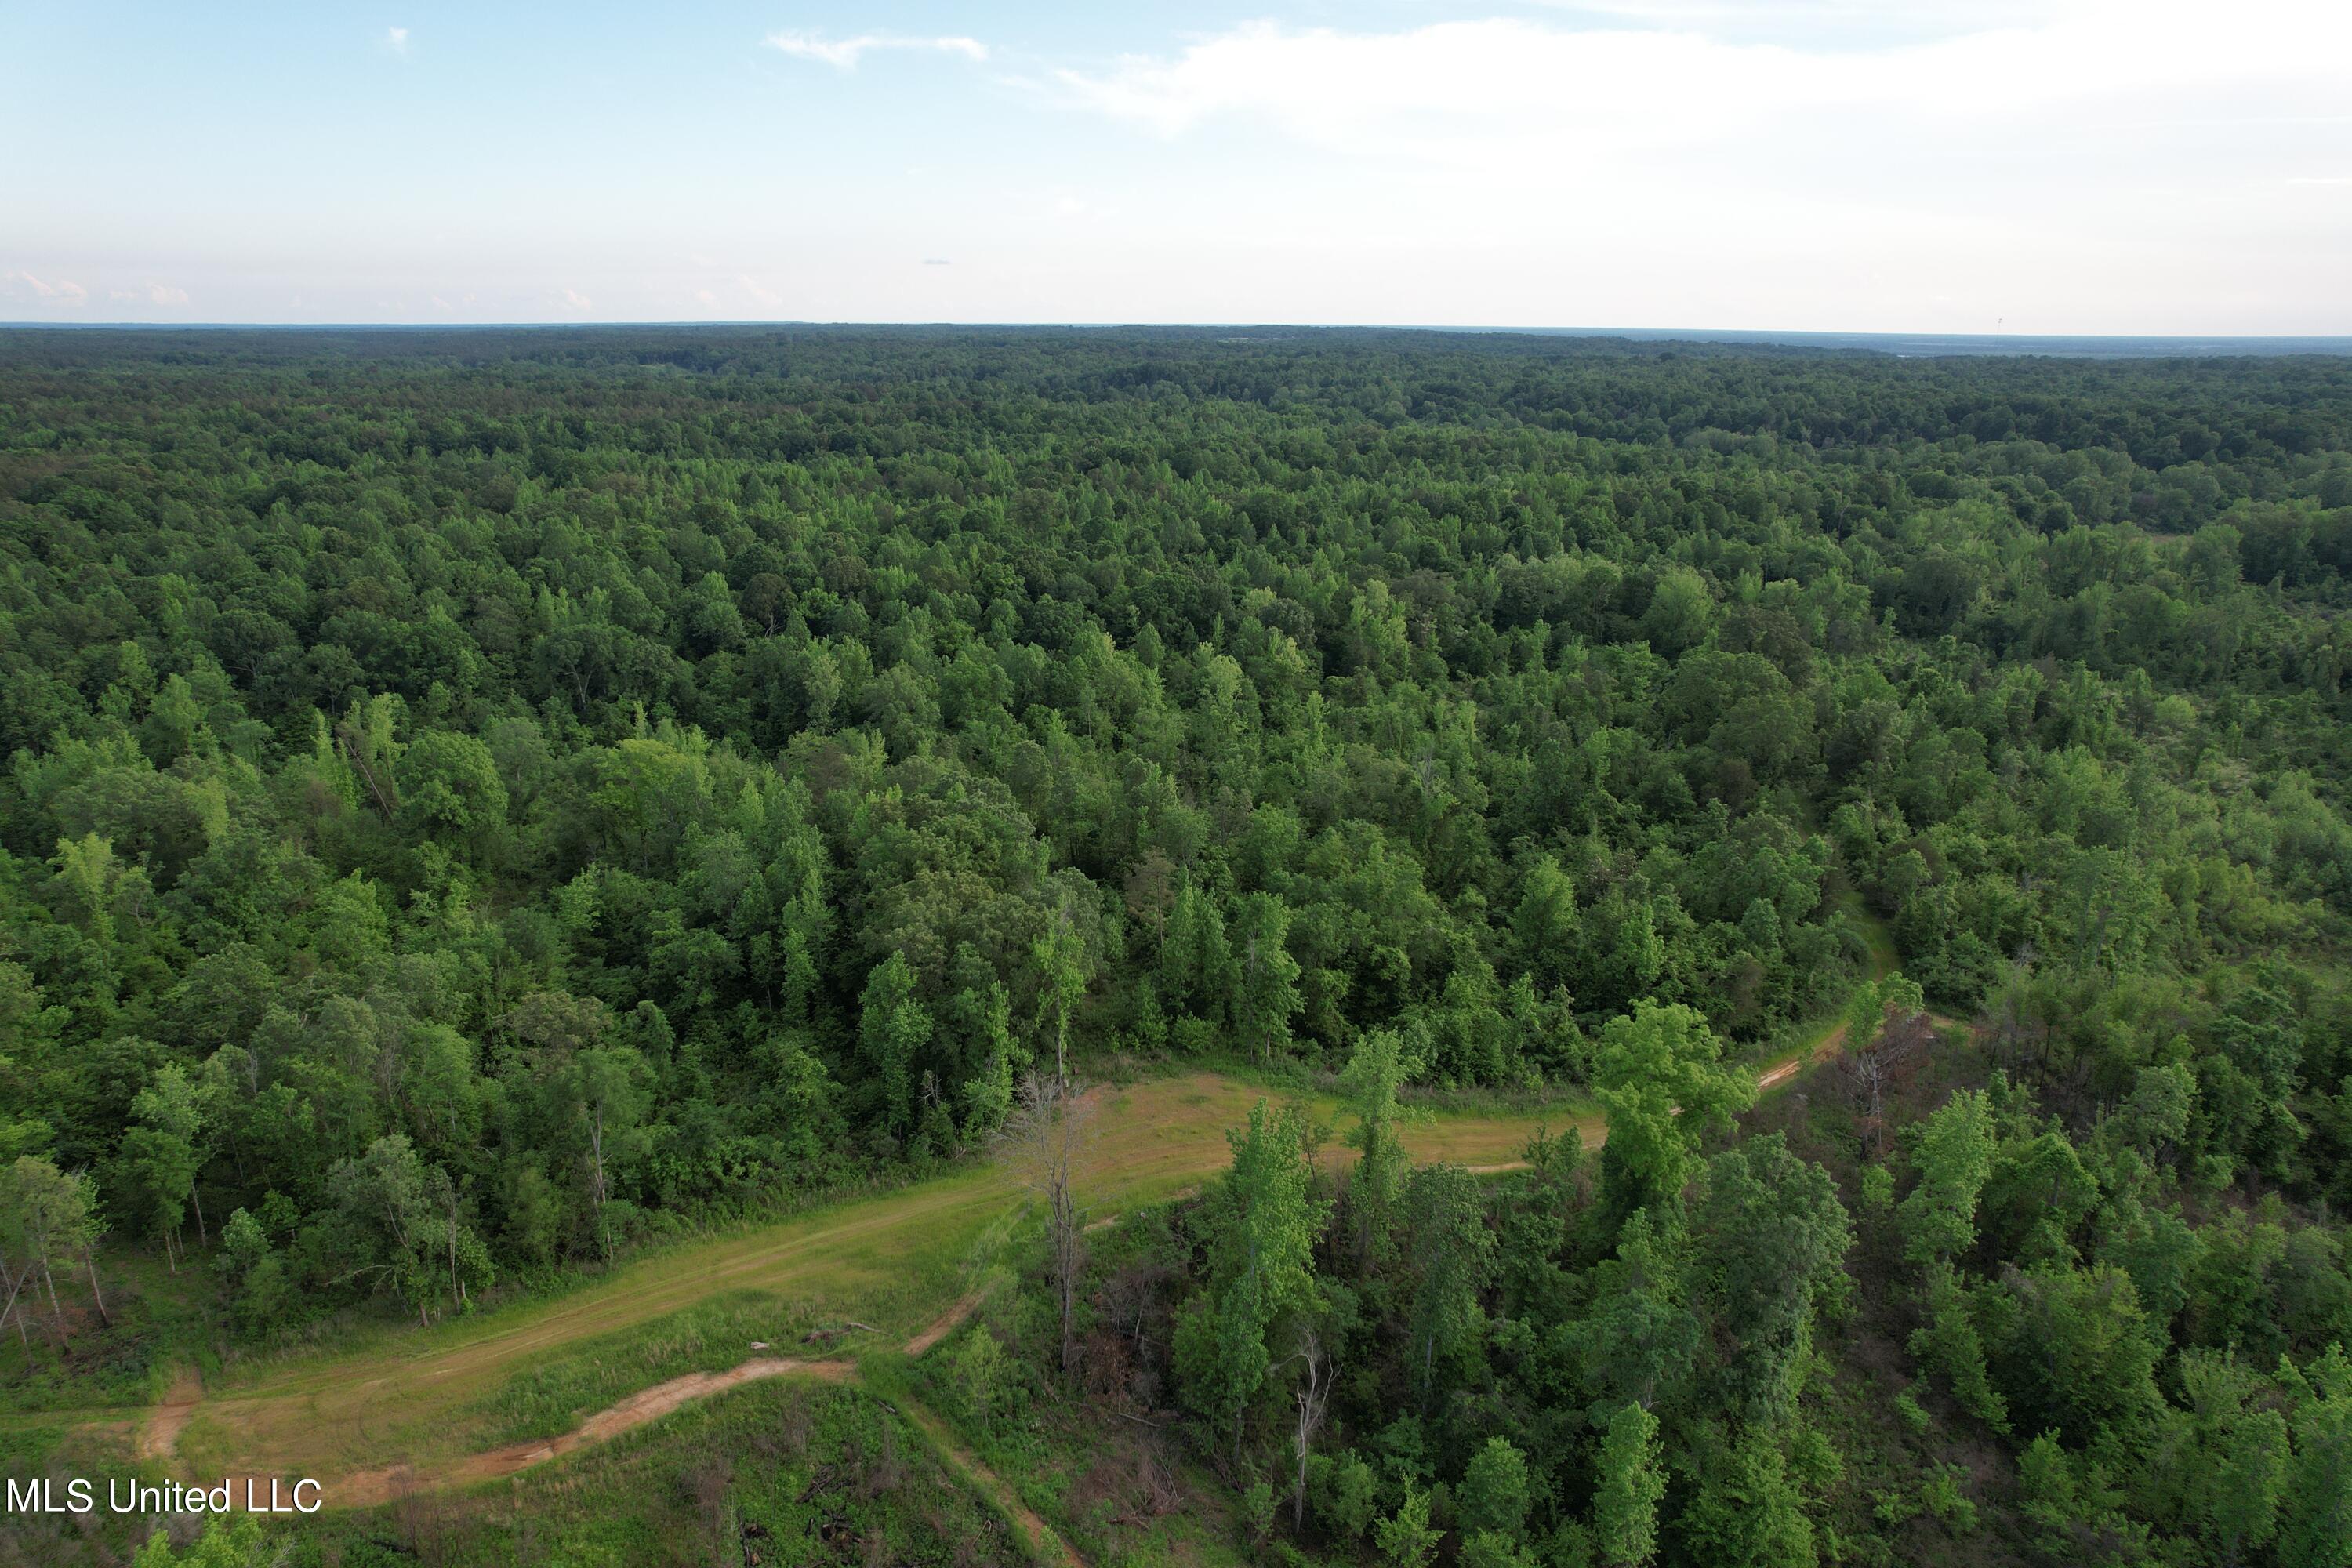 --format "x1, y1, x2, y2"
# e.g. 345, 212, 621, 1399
1340, 1027, 1414, 1269
1375, 1485, 1442, 1568
1594, 1401, 1666, 1567
130, 1513, 272, 1568
0, 1156, 102, 1342
1694, 1134, 1853, 1427
1033, 904, 1090, 1086
1908, 1260, 2009, 1432
329, 1134, 439, 1326
122, 1062, 208, 1269
1232, 893, 1303, 1064
397, 729, 509, 844
1989, 1261, 2161, 1445
565, 1045, 652, 1259
1900, 1088, 1997, 1267
2171, 1351, 2290, 1568
1641, 564, 1714, 656
859, 952, 932, 1135
1458, 1436, 1530, 1541
1161, 880, 1234, 1025
1577, 1206, 1701, 1416
1174, 1100, 1329, 1457
1678, 1428, 1817, 1568
2278, 1344, 2352, 1568
1594, 1002, 1755, 1220
1403, 1163, 1495, 1403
